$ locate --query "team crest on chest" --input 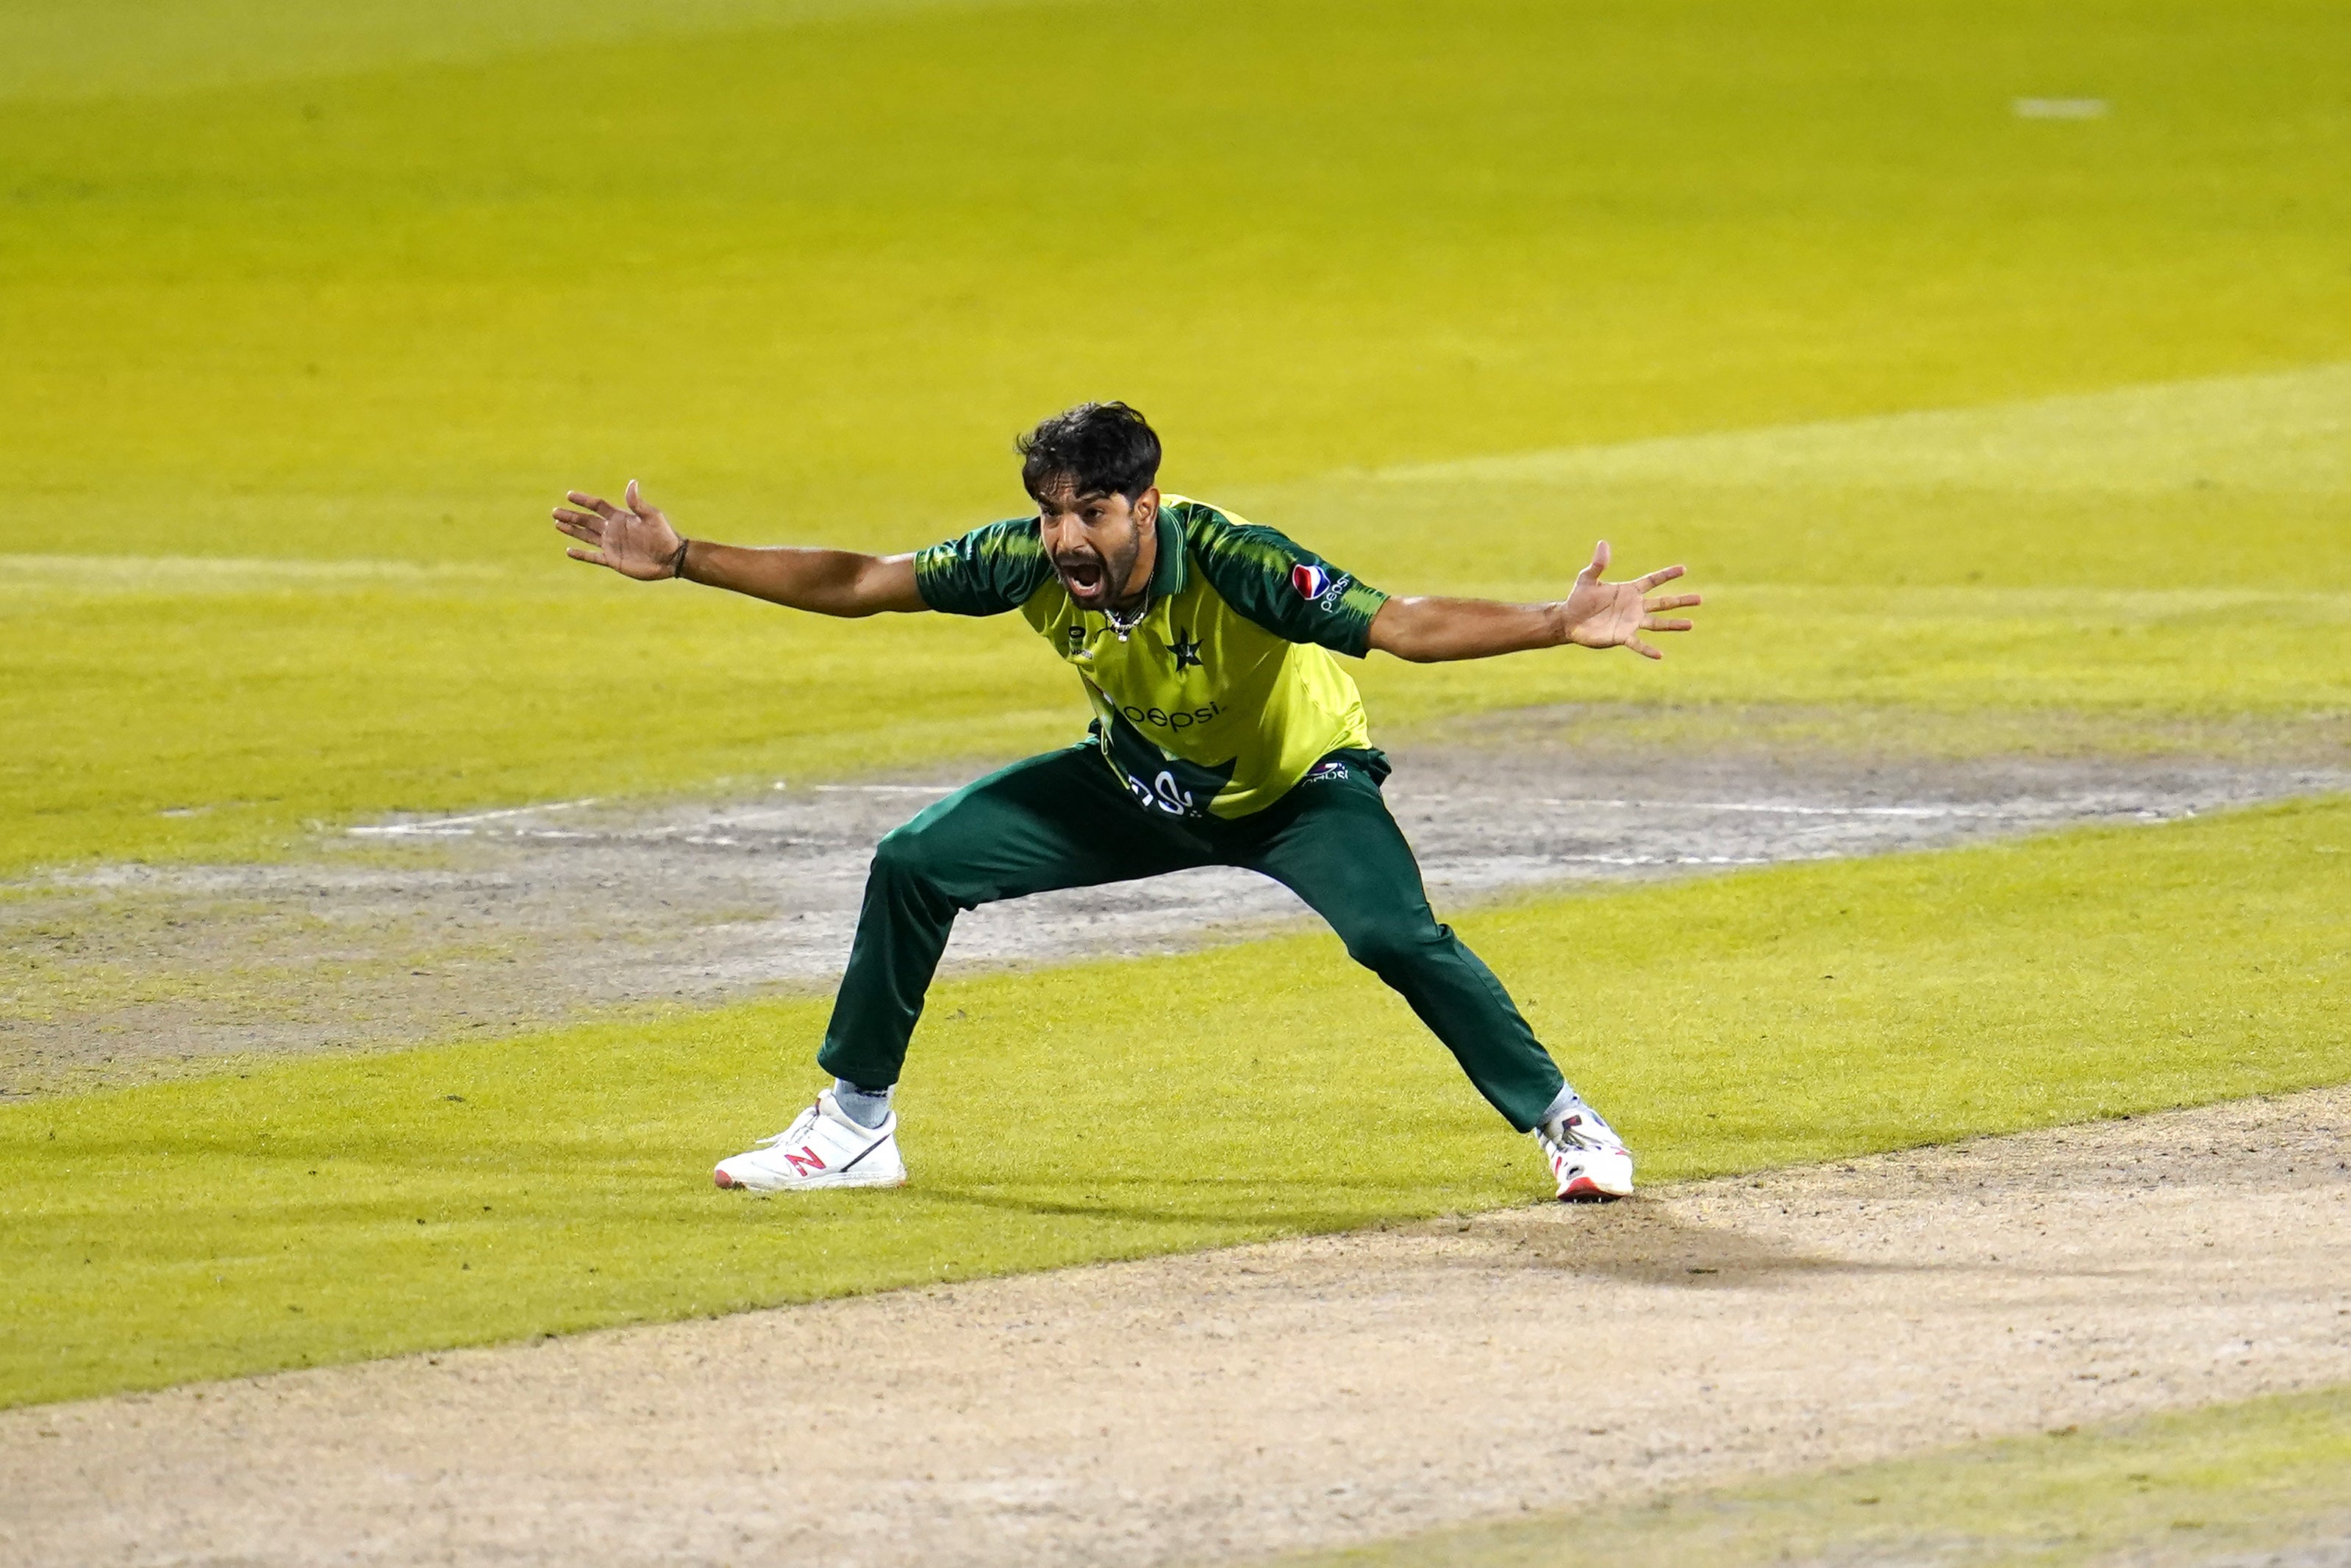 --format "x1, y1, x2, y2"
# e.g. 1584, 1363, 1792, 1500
1170, 629, 1204, 671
